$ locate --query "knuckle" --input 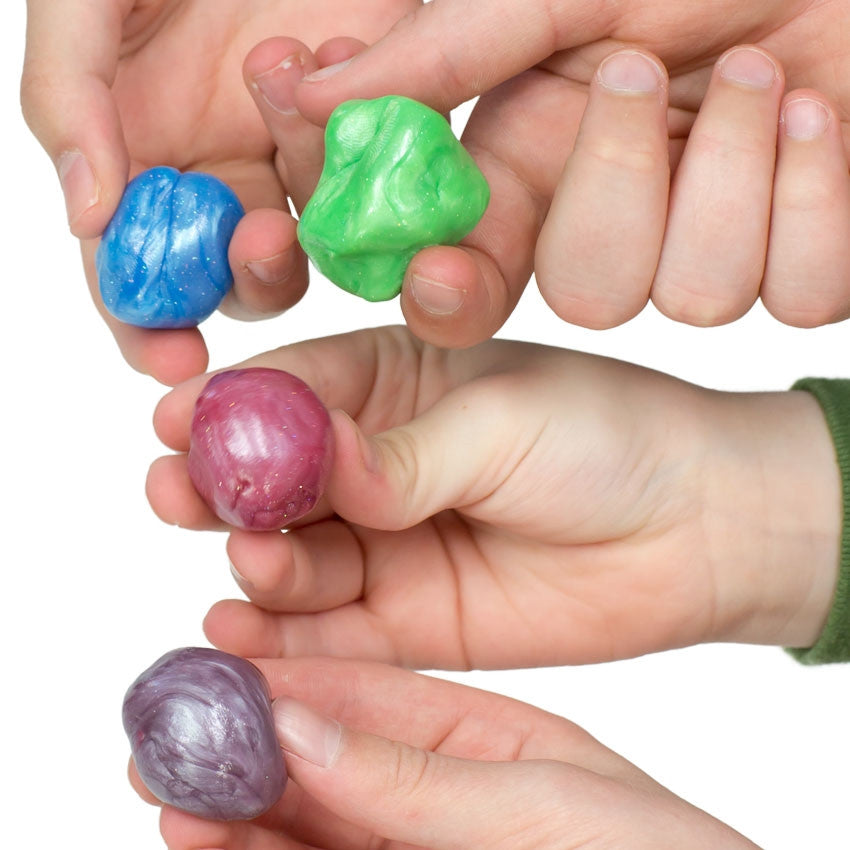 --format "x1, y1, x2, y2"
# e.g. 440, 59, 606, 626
387, 5, 474, 105
384, 742, 436, 802
379, 428, 426, 526
774, 179, 838, 215
583, 138, 661, 177
685, 128, 768, 166
494, 762, 588, 849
